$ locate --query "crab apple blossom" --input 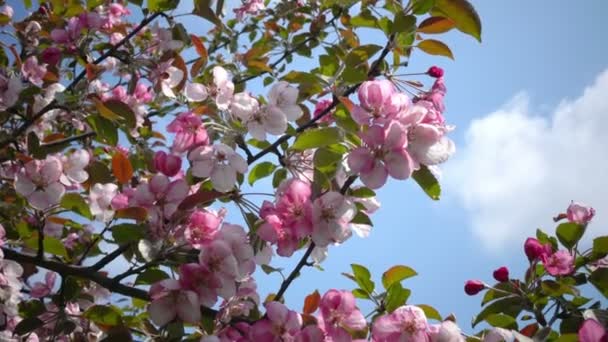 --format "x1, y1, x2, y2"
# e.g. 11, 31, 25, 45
88, 183, 118, 222
59, 149, 90, 186
0, 5, 13, 18
542, 250, 575, 276
352, 79, 402, 125
249, 301, 302, 341
154, 59, 183, 98
566, 201, 595, 224
348, 122, 414, 189
15, 156, 65, 210
167, 111, 210, 153
372, 305, 429, 342
578, 319, 608, 342
268, 81, 303, 121
134, 174, 189, 220
234, 0, 265, 20
231, 91, 288, 140
428, 320, 464, 342
313, 99, 335, 124
212, 66, 235, 110
153, 150, 182, 177
183, 209, 224, 249
30, 272, 56, 298
482, 327, 514, 342
184, 82, 208, 102
0, 72, 22, 110
524, 237, 552, 261
148, 279, 201, 326
318, 289, 367, 340
189, 143, 248, 192
427, 66, 444, 78
311, 191, 357, 247
21, 56, 47, 87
